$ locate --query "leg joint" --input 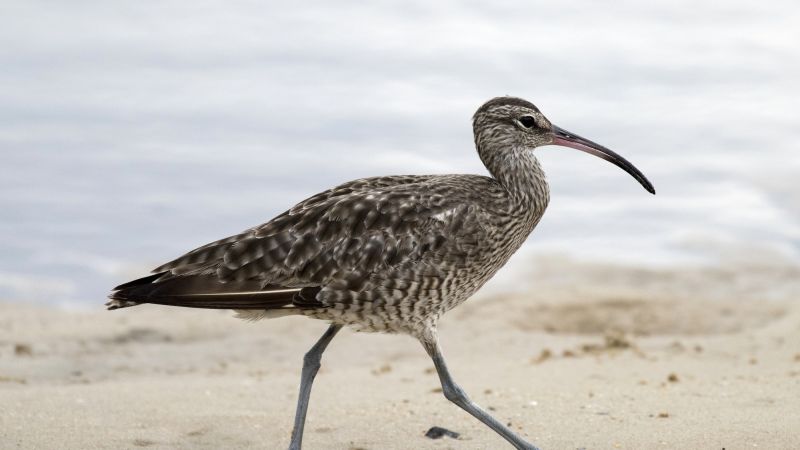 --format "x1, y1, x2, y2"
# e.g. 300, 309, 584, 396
302, 349, 322, 372
441, 382, 469, 405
